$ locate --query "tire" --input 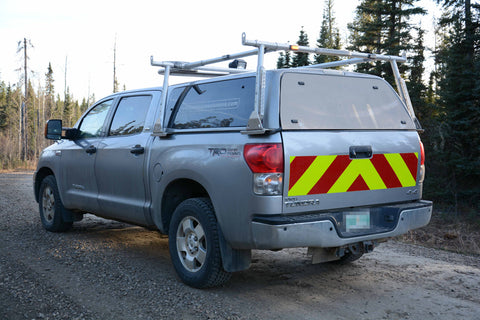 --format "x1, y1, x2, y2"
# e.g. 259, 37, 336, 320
334, 251, 364, 265
168, 198, 231, 288
38, 175, 73, 232
331, 243, 364, 265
